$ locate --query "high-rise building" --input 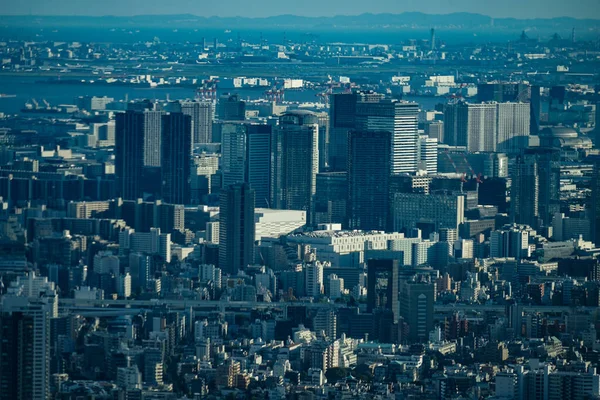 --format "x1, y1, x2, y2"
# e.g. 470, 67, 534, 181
328, 91, 383, 172
399, 277, 435, 343
444, 102, 497, 151
304, 260, 324, 298
246, 124, 273, 209
419, 135, 438, 174
221, 122, 248, 188
530, 85, 542, 134
218, 94, 245, 121
511, 148, 560, 228
316, 111, 330, 171
180, 101, 213, 145
367, 259, 399, 322
591, 157, 600, 247
220, 122, 272, 207
0, 296, 54, 400
313, 172, 347, 226
271, 111, 319, 216
161, 113, 192, 204
328, 93, 357, 172
348, 130, 391, 231
392, 192, 465, 235
477, 83, 530, 103
356, 99, 420, 174
496, 102, 530, 153
115, 111, 145, 200
219, 183, 255, 275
